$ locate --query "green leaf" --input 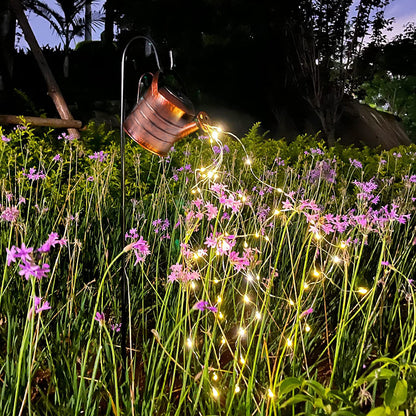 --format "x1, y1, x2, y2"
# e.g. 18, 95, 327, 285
305, 379, 327, 398
279, 377, 303, 395
331, 411, 360, 416
367, 406, 388, 416
281, 393, 313, 408
385, 379, 407, 408
366, 368, 395, 381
